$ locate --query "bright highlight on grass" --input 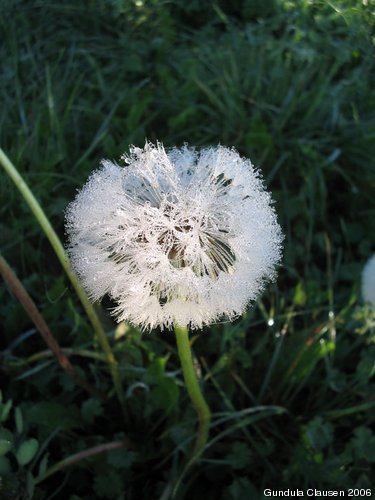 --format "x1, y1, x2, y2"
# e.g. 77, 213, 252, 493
362, 254, 375, 308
